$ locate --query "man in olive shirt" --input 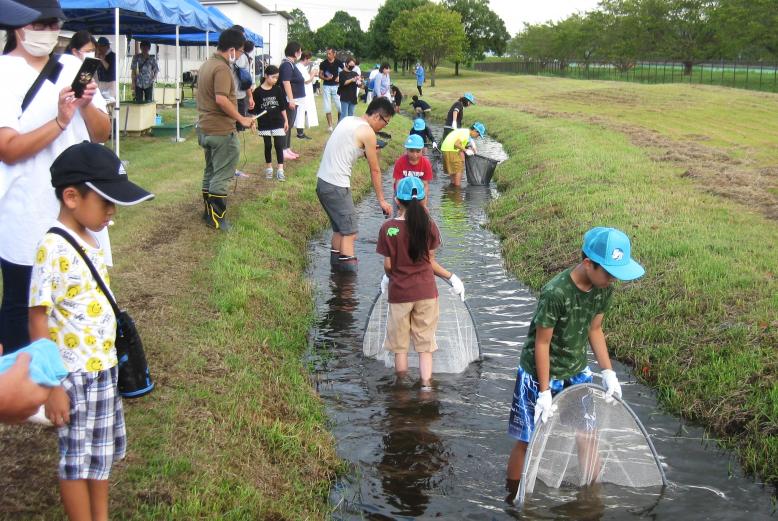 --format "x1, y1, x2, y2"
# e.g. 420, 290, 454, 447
196, 28, 255, 231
